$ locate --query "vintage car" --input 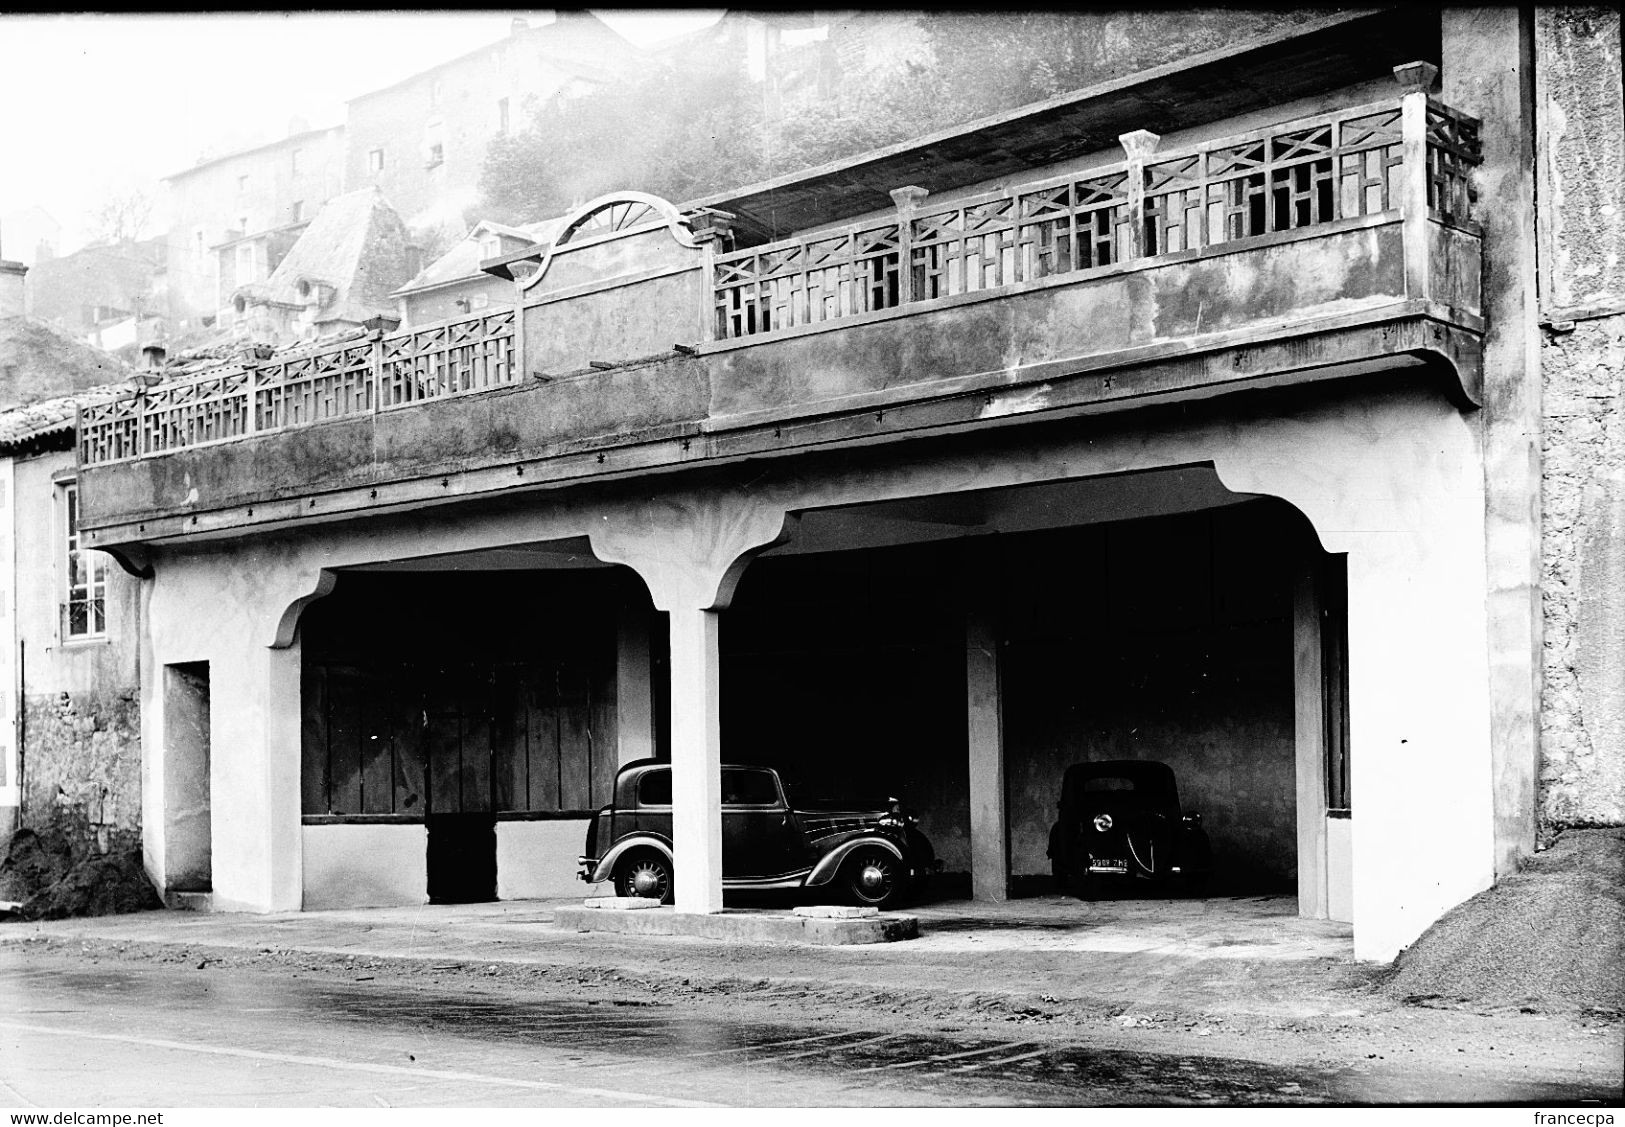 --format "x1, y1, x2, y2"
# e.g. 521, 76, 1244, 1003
1047, 759, 1213, 897
578, 759, 938, 908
